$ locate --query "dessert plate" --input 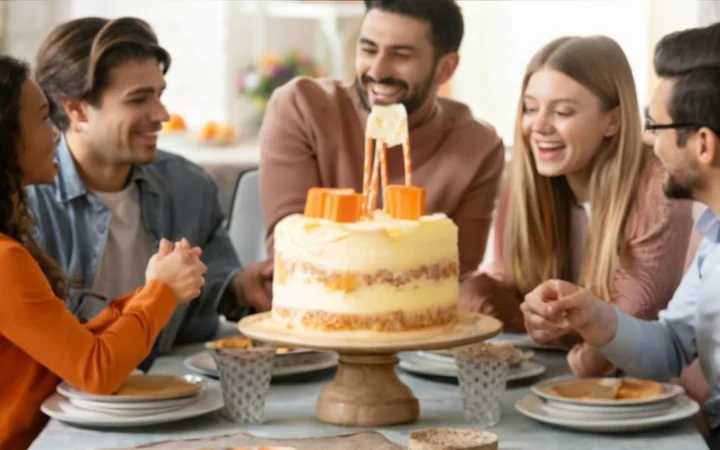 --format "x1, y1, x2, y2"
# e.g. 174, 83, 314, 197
57, 374, 205, 403
67, 394, 198, 414
41, 388, 223, 428
487, 332, 564, 350
515, 393, 699, 432
397, 351, 546, 381
531, 375, 684, 406
184, 350, 338, 378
